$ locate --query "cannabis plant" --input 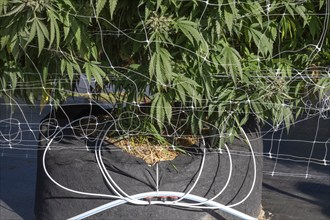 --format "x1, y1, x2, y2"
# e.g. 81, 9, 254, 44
1, 0, 329, 147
